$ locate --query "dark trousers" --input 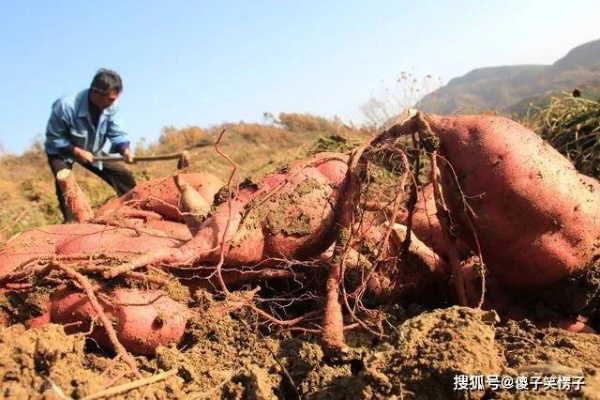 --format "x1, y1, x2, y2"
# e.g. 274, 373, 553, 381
47, 154, 136, 223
